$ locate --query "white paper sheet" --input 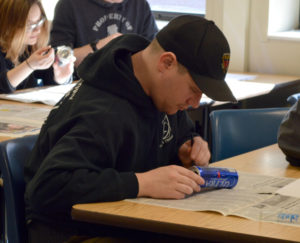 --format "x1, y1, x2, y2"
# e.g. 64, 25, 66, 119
276, 179, 300, 198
